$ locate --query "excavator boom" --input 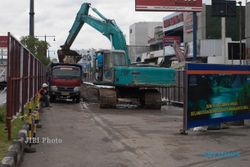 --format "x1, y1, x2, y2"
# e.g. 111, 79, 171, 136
58, 3, 129, 63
